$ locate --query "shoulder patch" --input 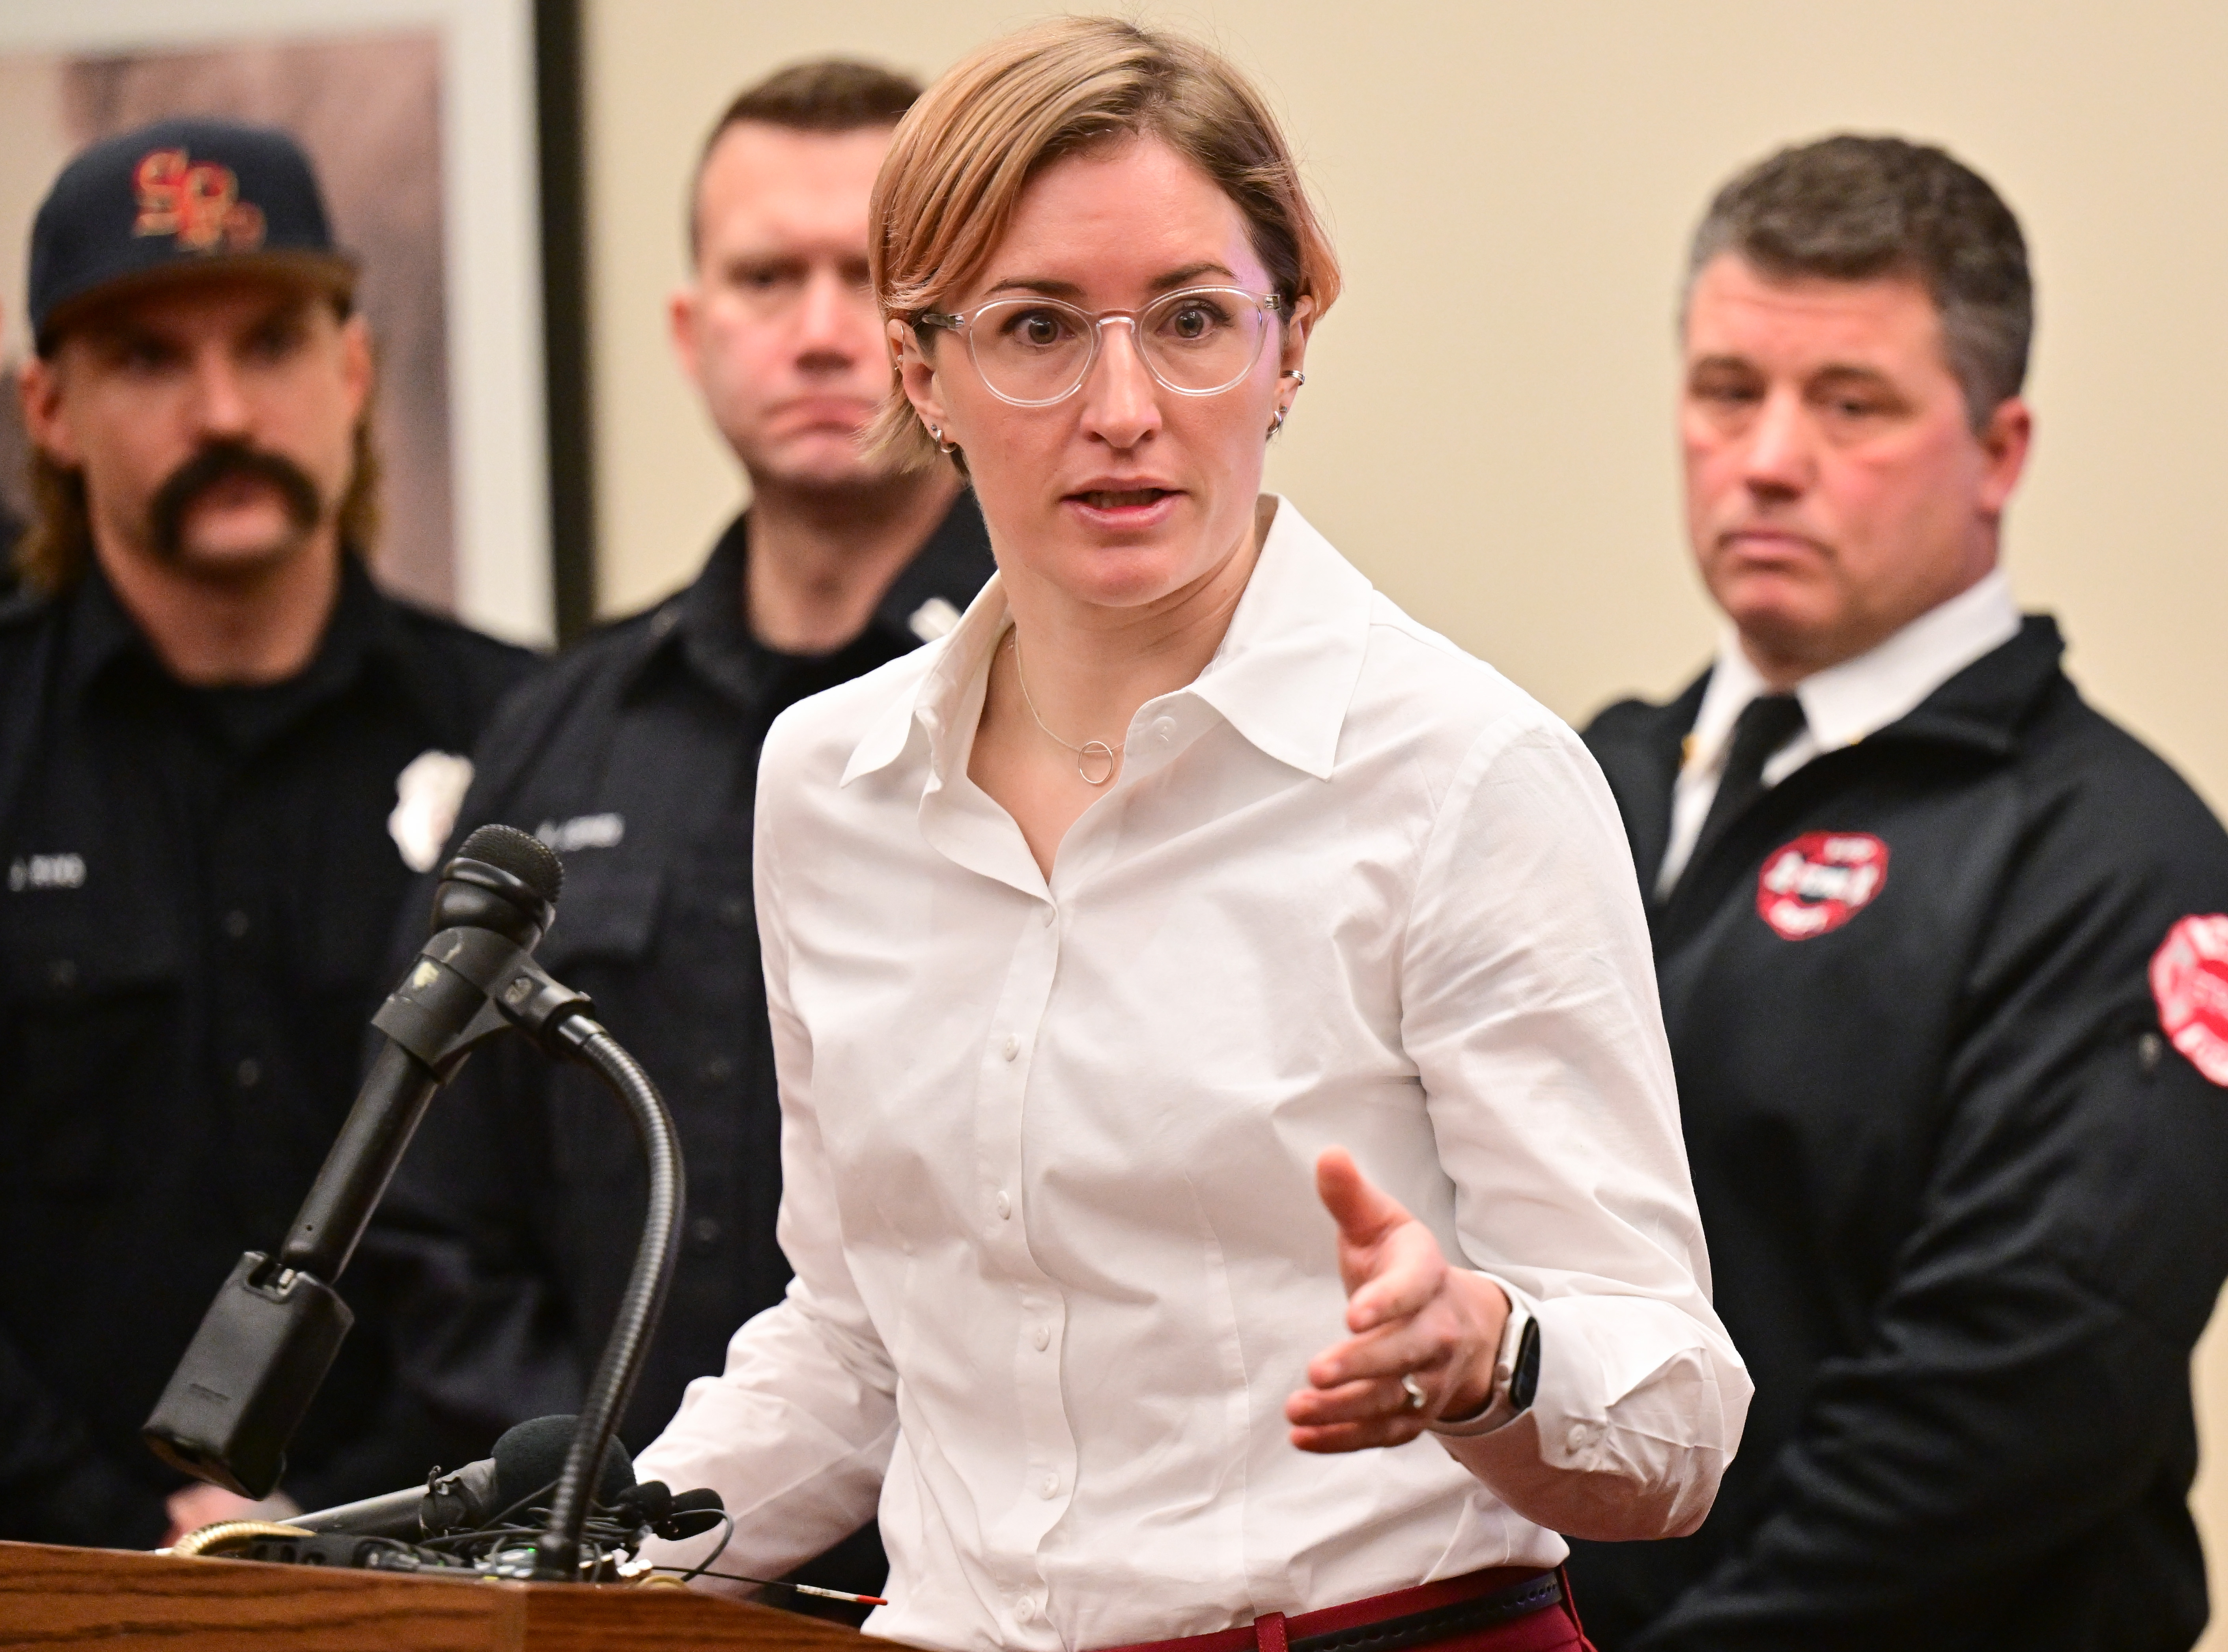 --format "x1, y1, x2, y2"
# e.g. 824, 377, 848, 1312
1756, 831, 1890, 941
2151, 915, 2228, 1086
